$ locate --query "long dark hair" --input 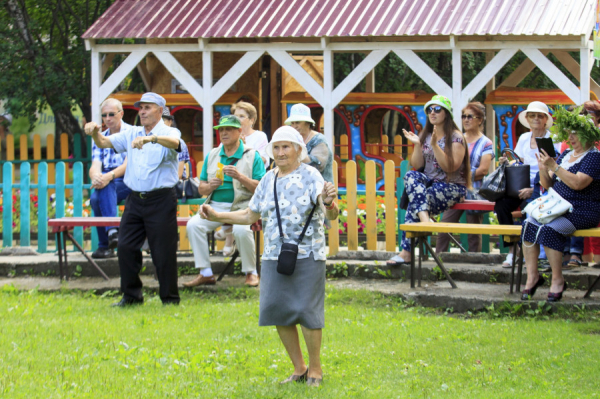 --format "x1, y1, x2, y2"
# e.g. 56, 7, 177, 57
419, 108, 472, 189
